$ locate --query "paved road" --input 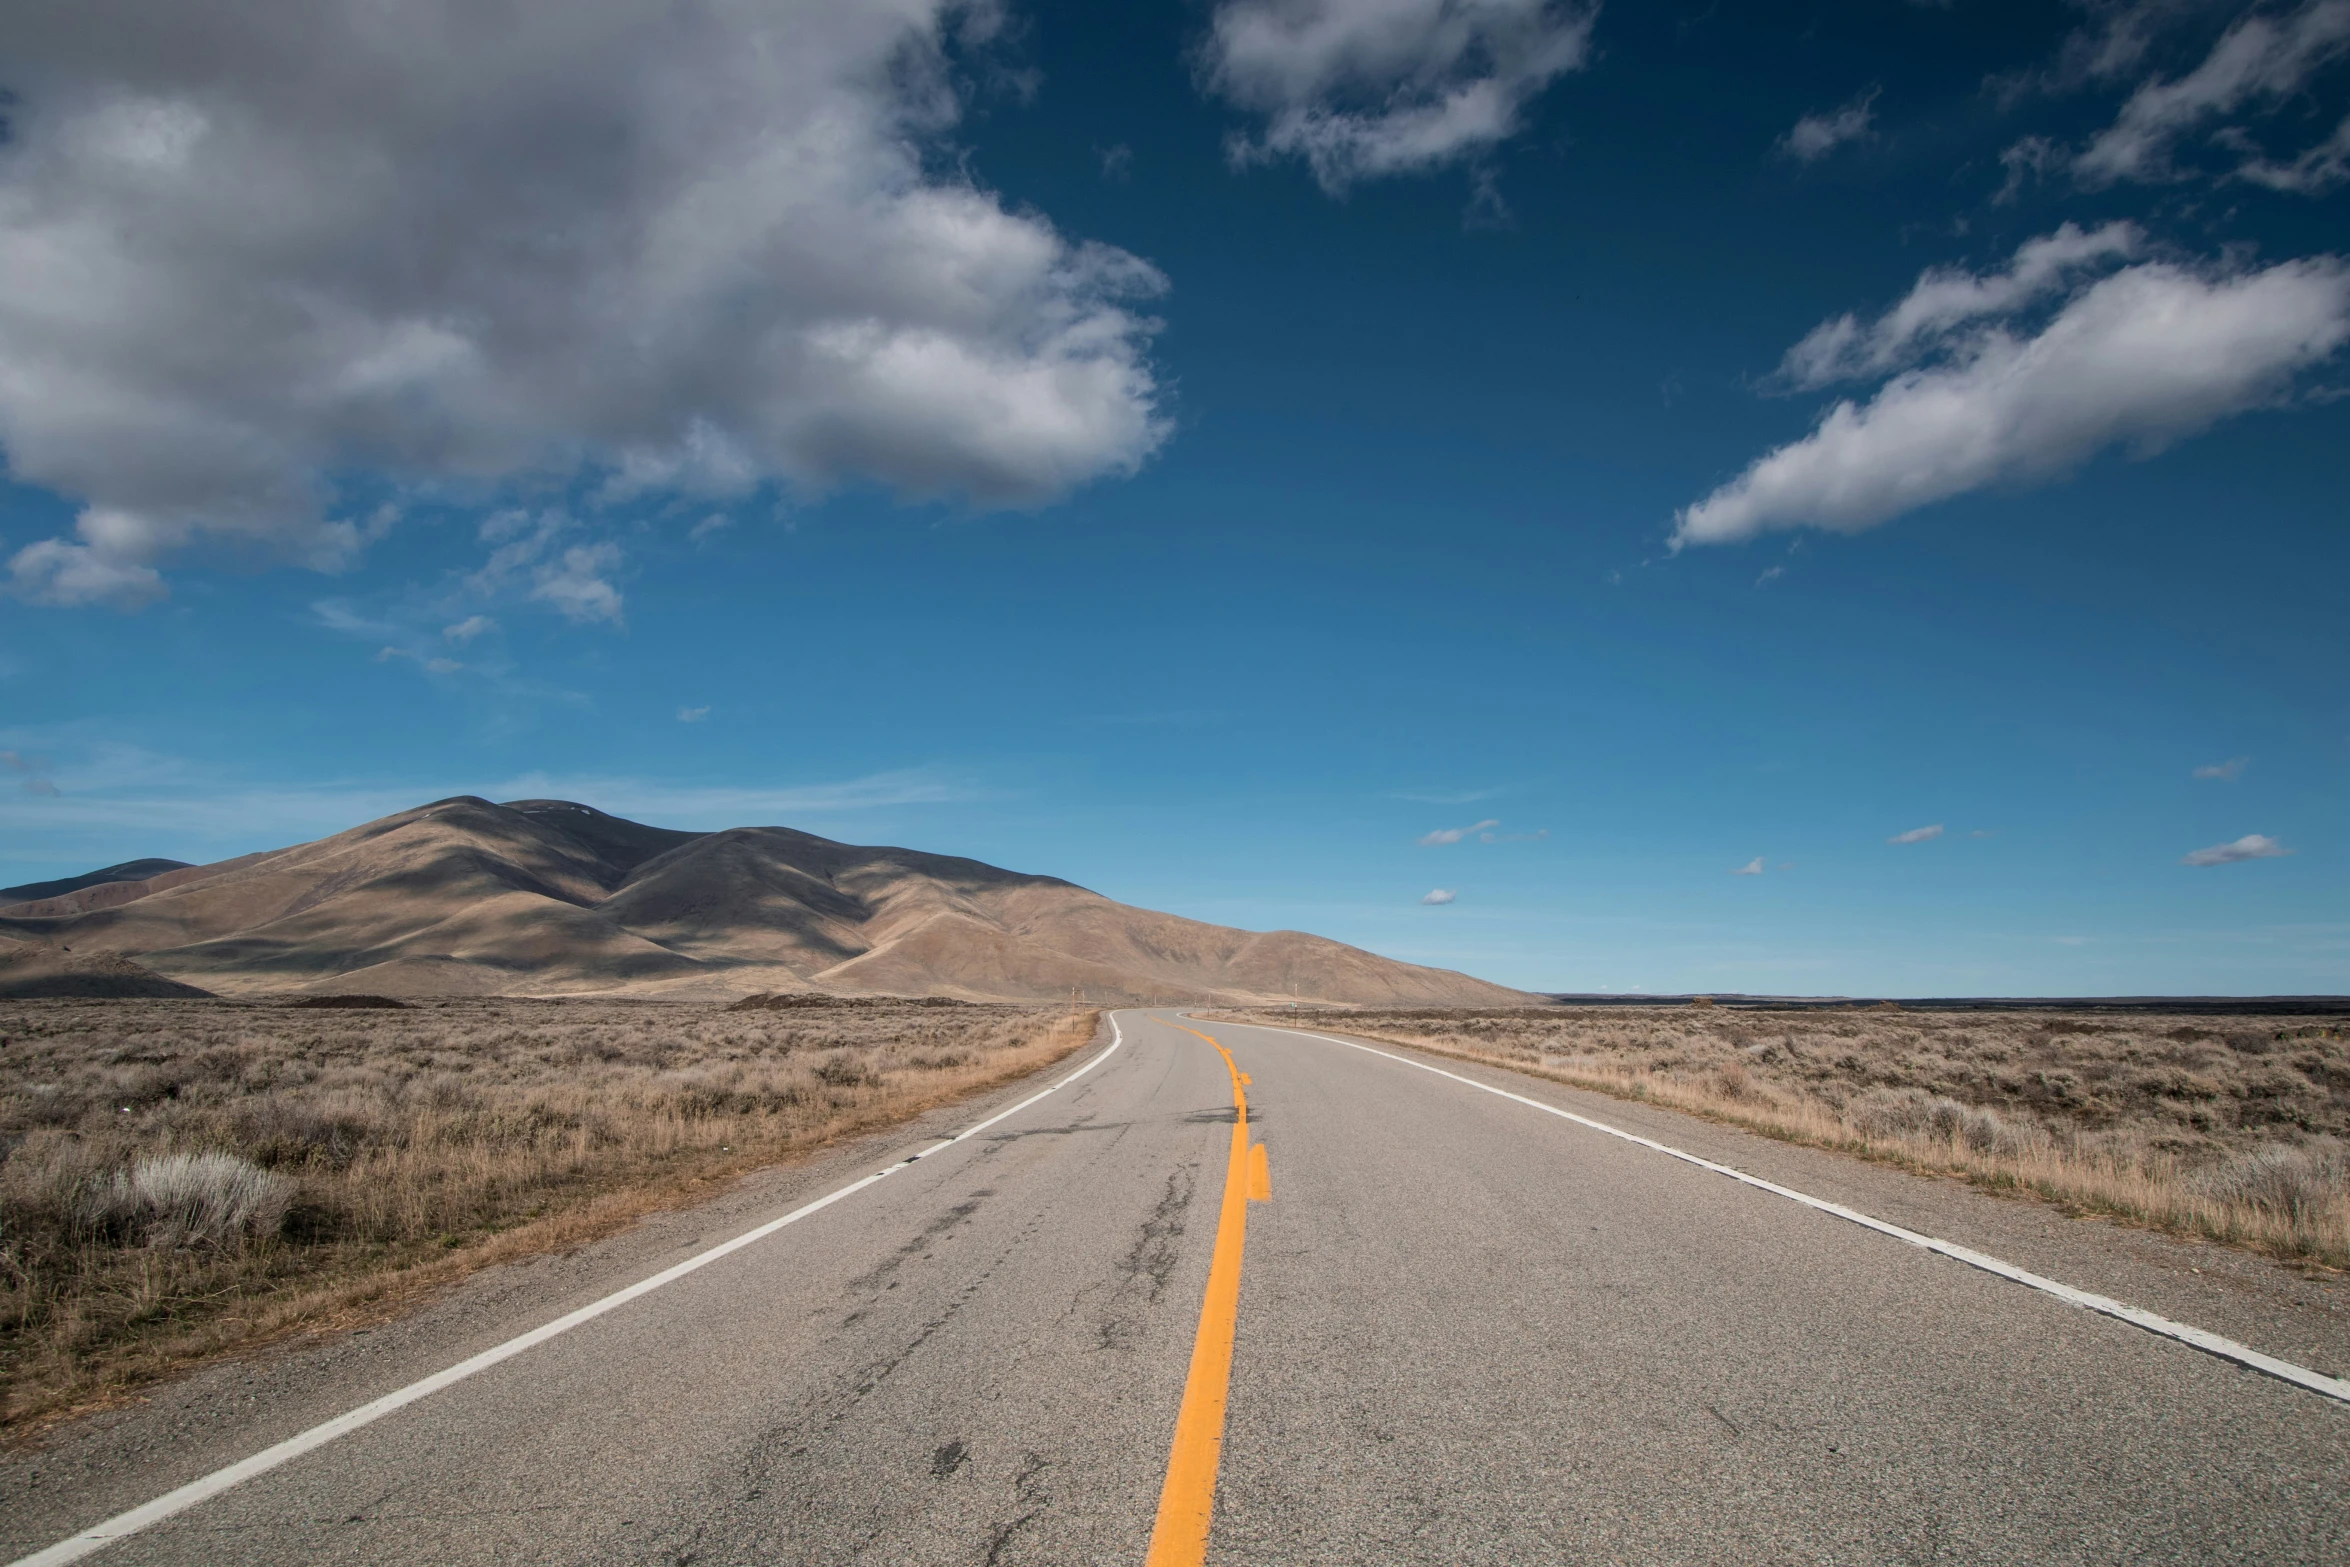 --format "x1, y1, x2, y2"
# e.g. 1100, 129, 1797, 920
6, 1010, 2347, 1564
